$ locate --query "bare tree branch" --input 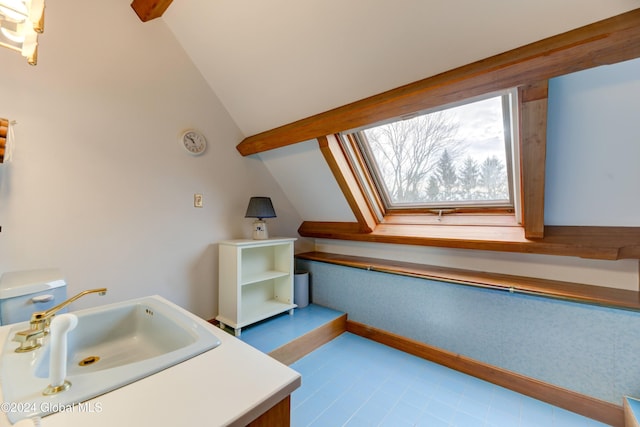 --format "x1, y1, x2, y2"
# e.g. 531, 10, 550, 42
364, 112, 463, 203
